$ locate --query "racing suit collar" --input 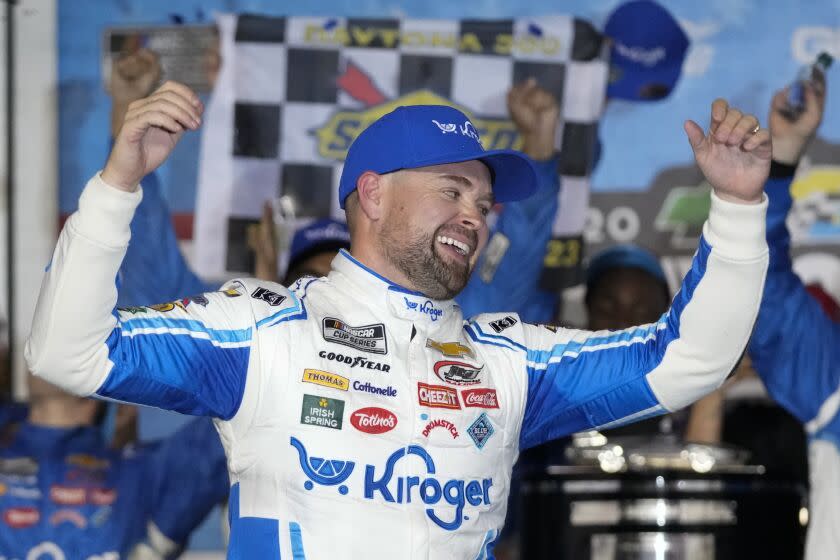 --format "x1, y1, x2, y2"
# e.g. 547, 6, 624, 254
330, 249, 460, 330
16, 422, 105, 455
